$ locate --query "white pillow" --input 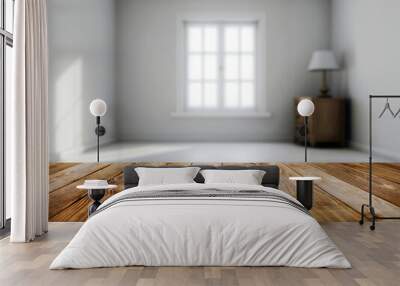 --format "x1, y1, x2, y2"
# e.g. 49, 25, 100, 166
200, 169, 266, 185
135, 167, 201, 186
